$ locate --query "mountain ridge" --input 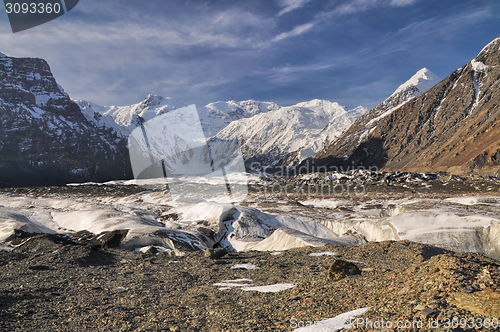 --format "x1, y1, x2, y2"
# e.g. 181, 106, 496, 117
76, 95, 368, 172
316, 36, 500, 176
